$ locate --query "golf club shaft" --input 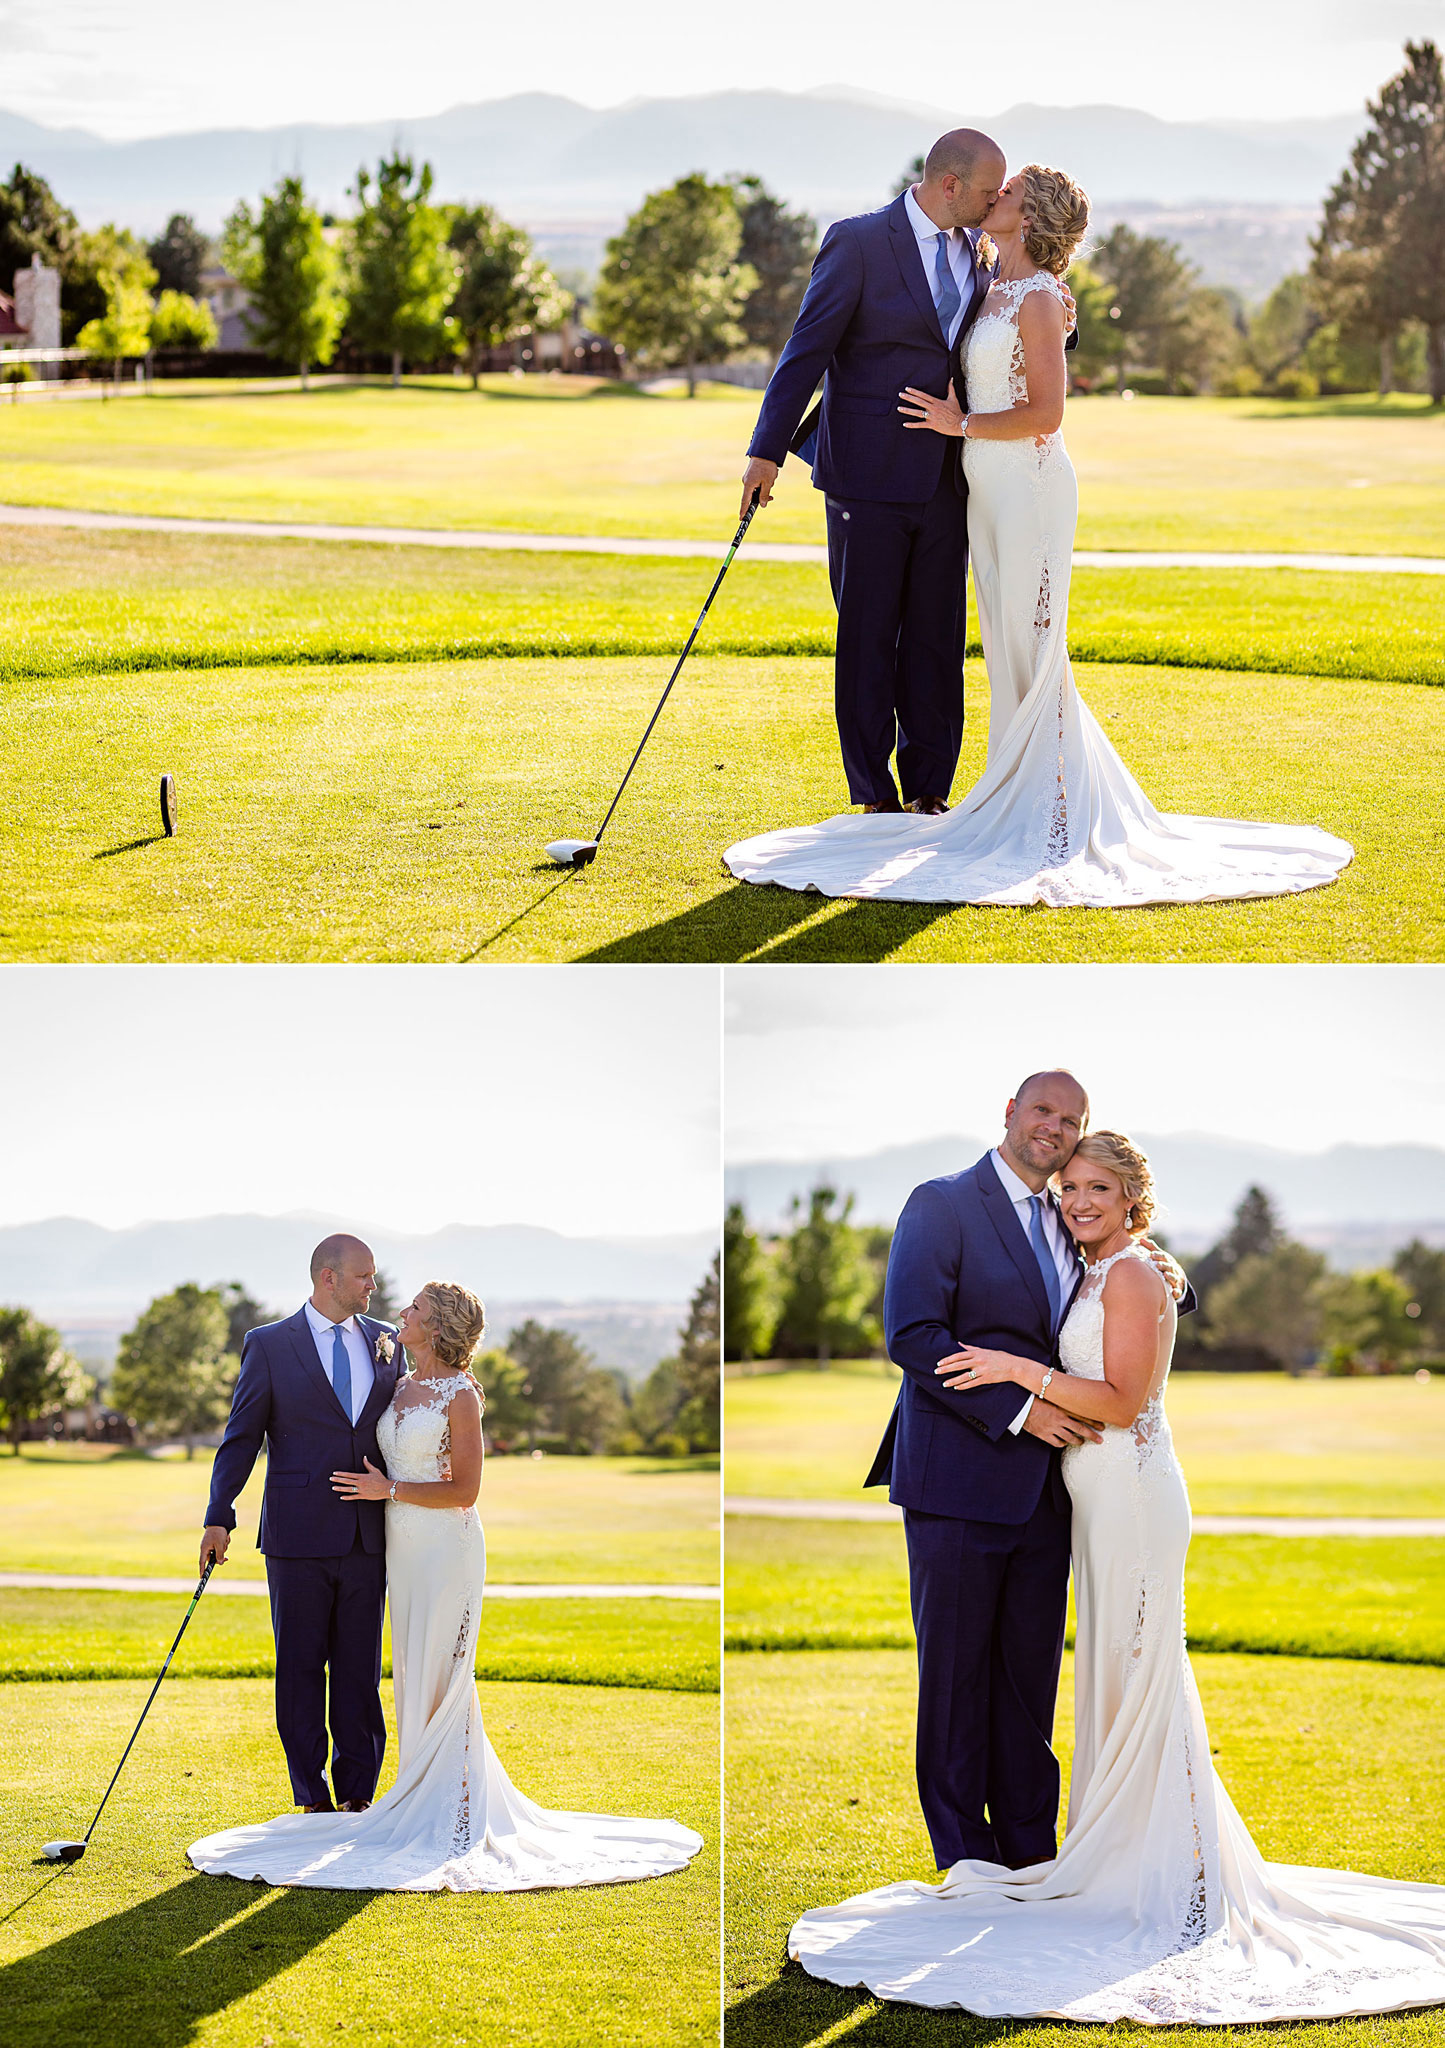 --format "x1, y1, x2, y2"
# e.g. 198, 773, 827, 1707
592, 489, 762, 845
83, 1553, 216, 1844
